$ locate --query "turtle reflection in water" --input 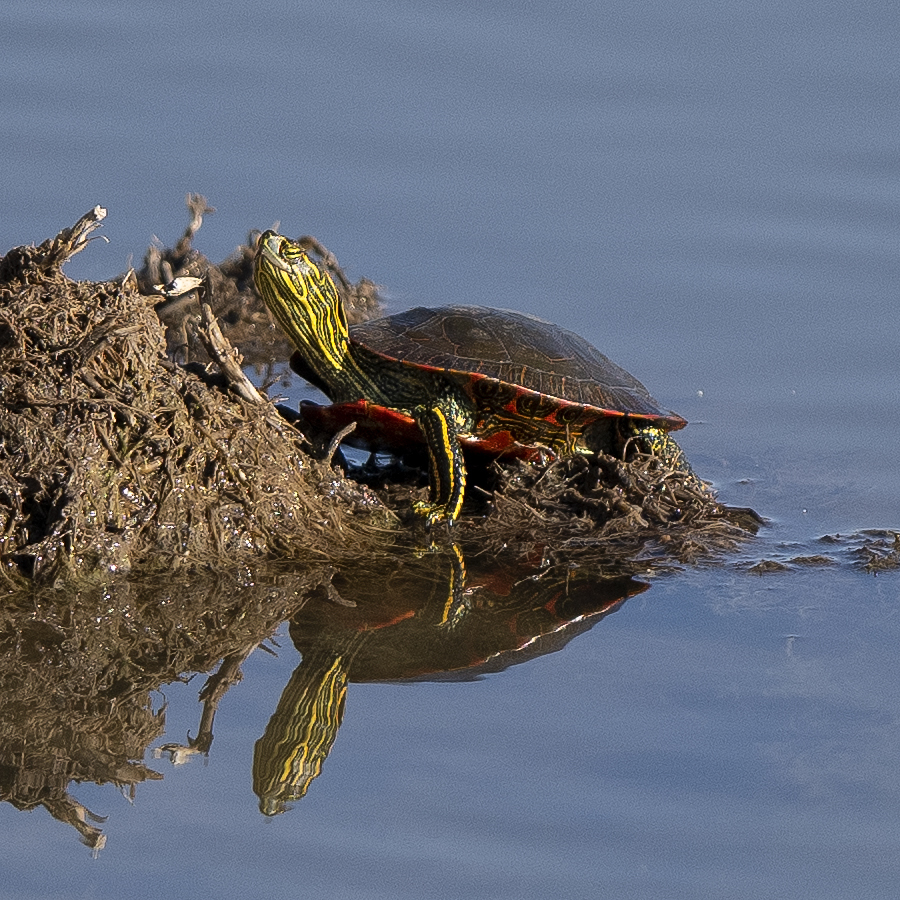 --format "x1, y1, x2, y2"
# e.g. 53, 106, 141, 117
252, 551, 647, 815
